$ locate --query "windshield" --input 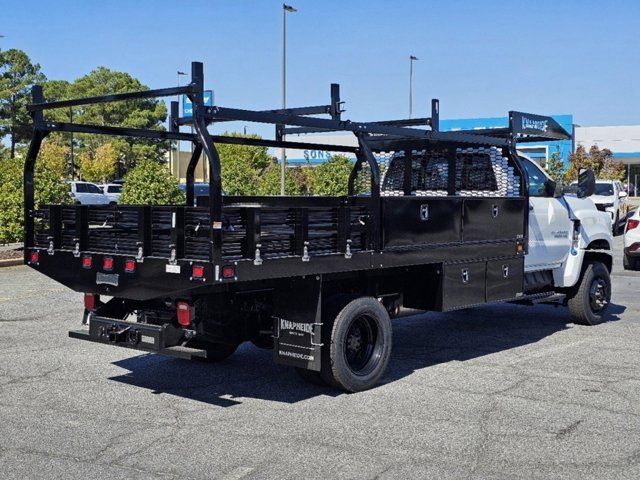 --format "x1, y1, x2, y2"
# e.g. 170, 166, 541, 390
107, 185, 122, 193
594, 183, 614, 196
